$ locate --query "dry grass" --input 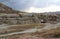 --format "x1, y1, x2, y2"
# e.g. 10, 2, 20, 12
0, 23, 45, 35
38, 27, 60, 38
0, 27, 60, 39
